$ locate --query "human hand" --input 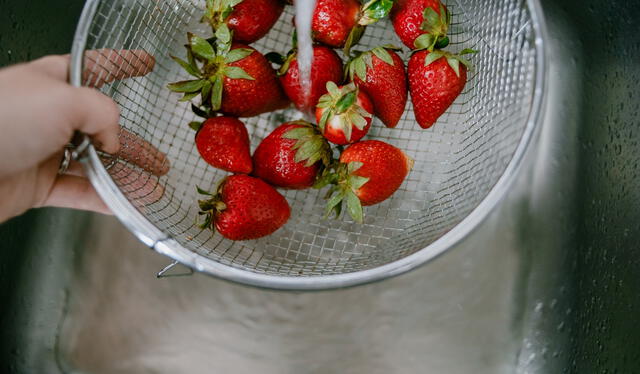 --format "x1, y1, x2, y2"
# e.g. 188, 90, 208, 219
0, 49, 167, 223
